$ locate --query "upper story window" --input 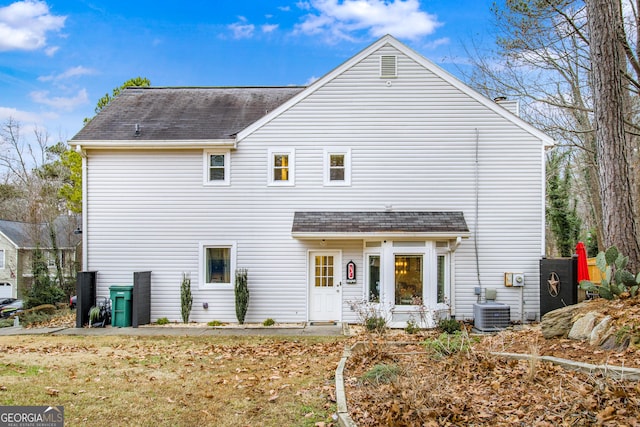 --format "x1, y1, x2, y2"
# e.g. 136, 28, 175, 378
0, 249, 4, 269
203, 150, 230, 186
268, 148, 295, 186
324, 148, 351, 186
